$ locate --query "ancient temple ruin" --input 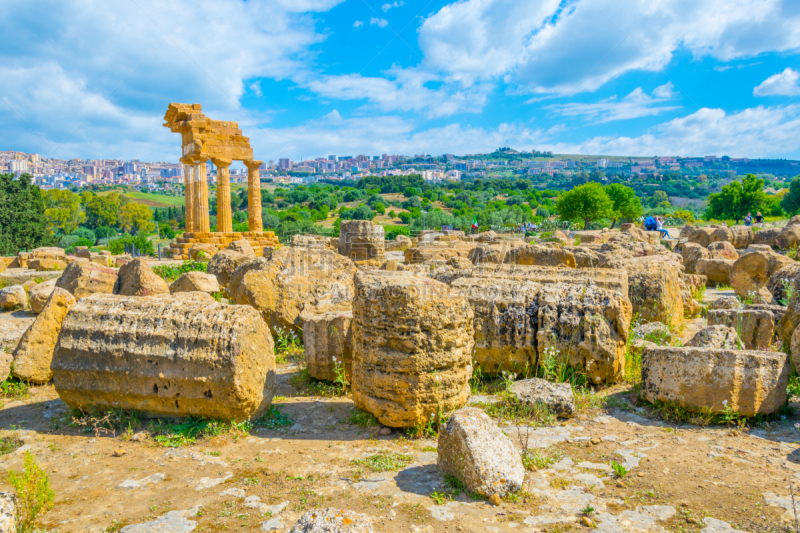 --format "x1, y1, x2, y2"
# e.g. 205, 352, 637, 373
162, 103, 279, 258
